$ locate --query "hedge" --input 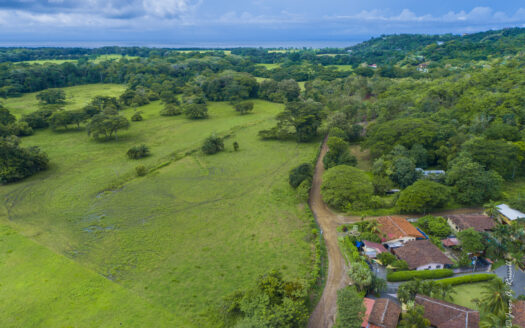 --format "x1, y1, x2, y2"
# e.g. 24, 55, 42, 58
387, 269, 454, 282
435, 274, 496, 286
